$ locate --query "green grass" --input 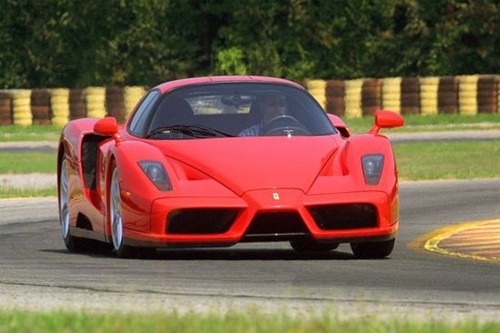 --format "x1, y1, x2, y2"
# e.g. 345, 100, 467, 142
394, 140, 500, 181
1, 141, 498, 180
1, 121, 500, 327
0, 125, 61, 142
0, 140, 499, 198
0, 310, 498, 333
0, 151, 57, 197
346, 113, 500, 134
0, 188, 56, 198
0, 152, 56, 173
0, 114, 499, 142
